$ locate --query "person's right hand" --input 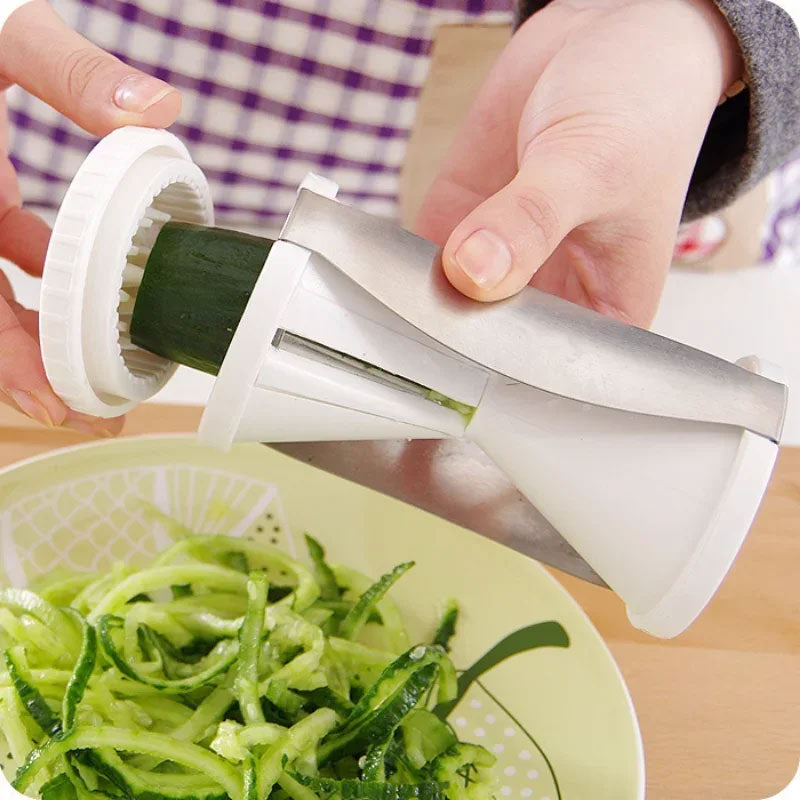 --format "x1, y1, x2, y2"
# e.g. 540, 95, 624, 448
0, 0, 181, 435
